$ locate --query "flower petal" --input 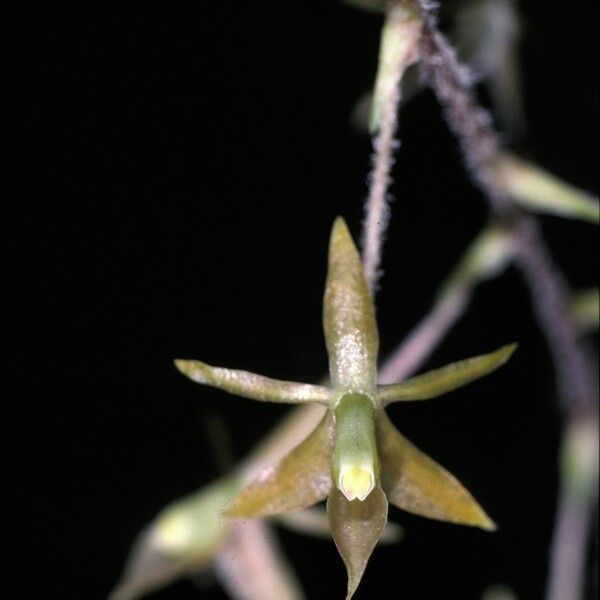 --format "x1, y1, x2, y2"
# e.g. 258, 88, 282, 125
327, 485, 388, 600
275, 505, 403, 544
226, 413, 334, 517
377, 413, 496, 530
377, 343, 516, 405
323, 217, 379, 391
174, 359, 331, 404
